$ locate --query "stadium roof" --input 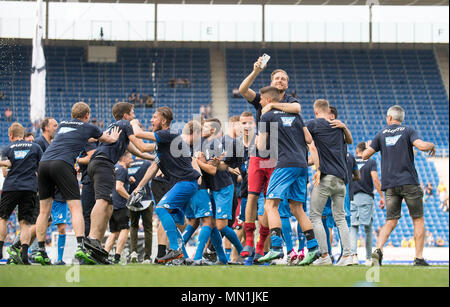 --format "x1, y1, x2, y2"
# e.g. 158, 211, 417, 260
7, 0, 450, 5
